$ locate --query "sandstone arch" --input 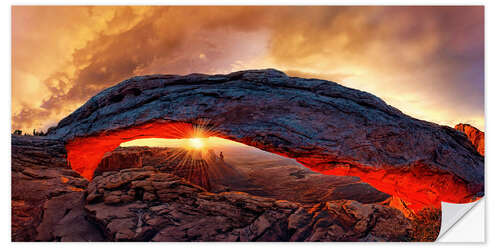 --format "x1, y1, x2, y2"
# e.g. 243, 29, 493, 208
48, 69, 484, 211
